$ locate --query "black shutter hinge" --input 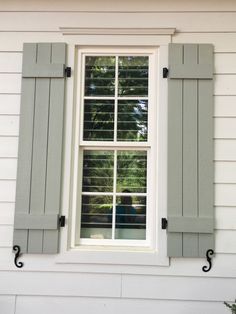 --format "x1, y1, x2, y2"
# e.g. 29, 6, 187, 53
161, 218, 168, 229
59, 215, 66, 227
163, 67, 169, 78
65, 67, 71, 78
